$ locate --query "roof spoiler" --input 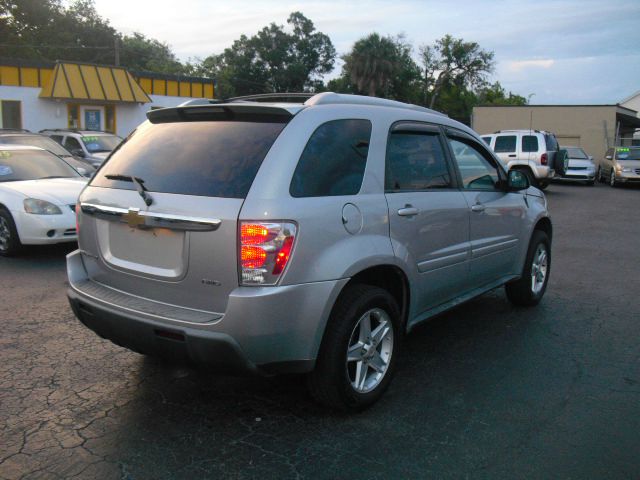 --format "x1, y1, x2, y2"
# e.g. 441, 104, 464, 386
146, 104, 294, 124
